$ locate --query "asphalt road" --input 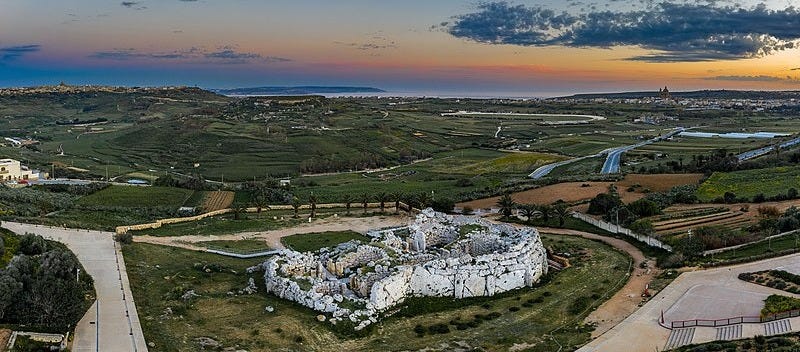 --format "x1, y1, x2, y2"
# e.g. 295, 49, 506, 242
2, 222, 148, 352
